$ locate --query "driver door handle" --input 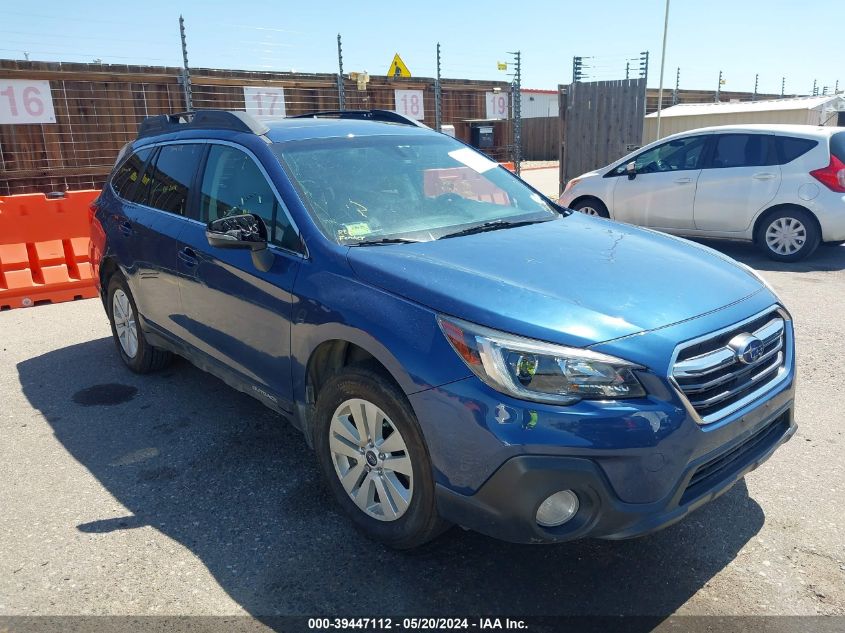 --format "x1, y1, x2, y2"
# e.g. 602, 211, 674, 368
752, 172, 777, 180
178, 246, 198, 267
674, 177, 693, 184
